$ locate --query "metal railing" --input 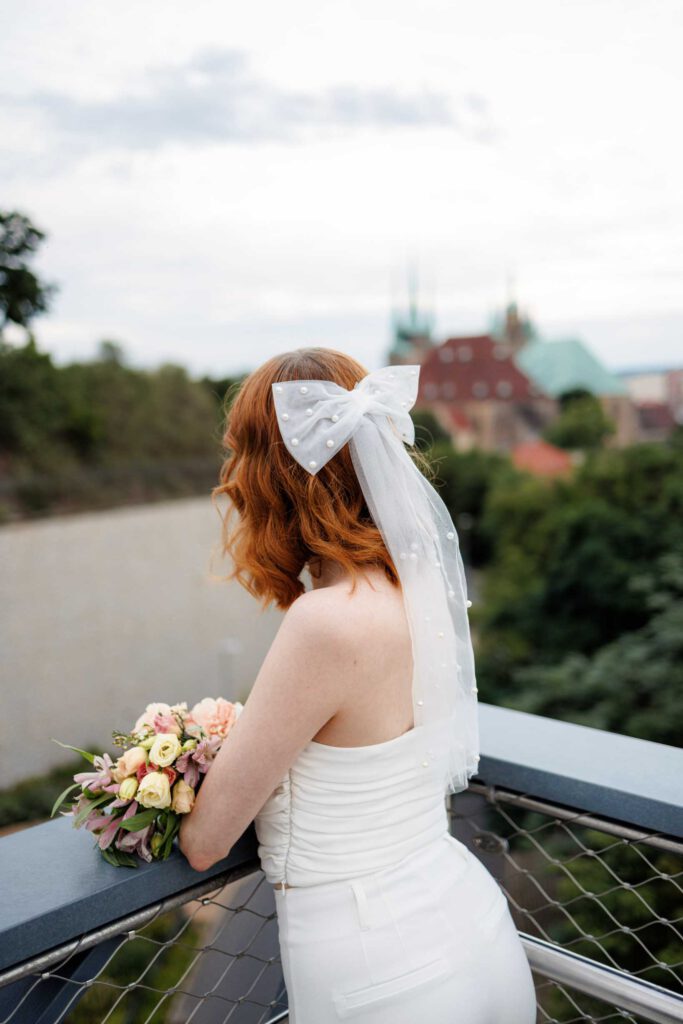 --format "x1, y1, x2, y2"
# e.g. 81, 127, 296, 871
449, 783, 683, 1024
1, 704, 682, 1023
